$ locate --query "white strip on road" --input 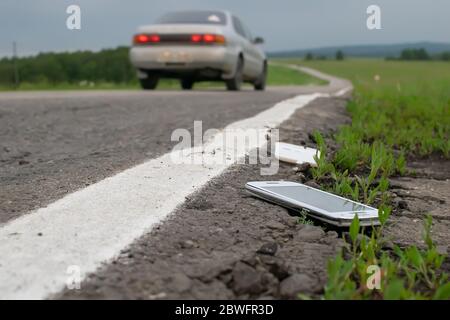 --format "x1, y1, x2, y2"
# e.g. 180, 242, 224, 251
0, 91, 342, 299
